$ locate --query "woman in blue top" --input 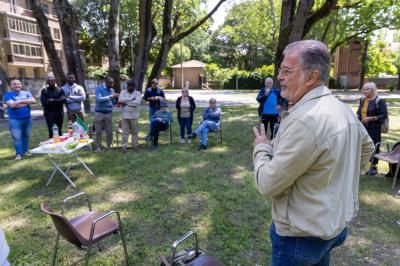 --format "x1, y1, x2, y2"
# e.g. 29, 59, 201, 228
4, 79, 36, 160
